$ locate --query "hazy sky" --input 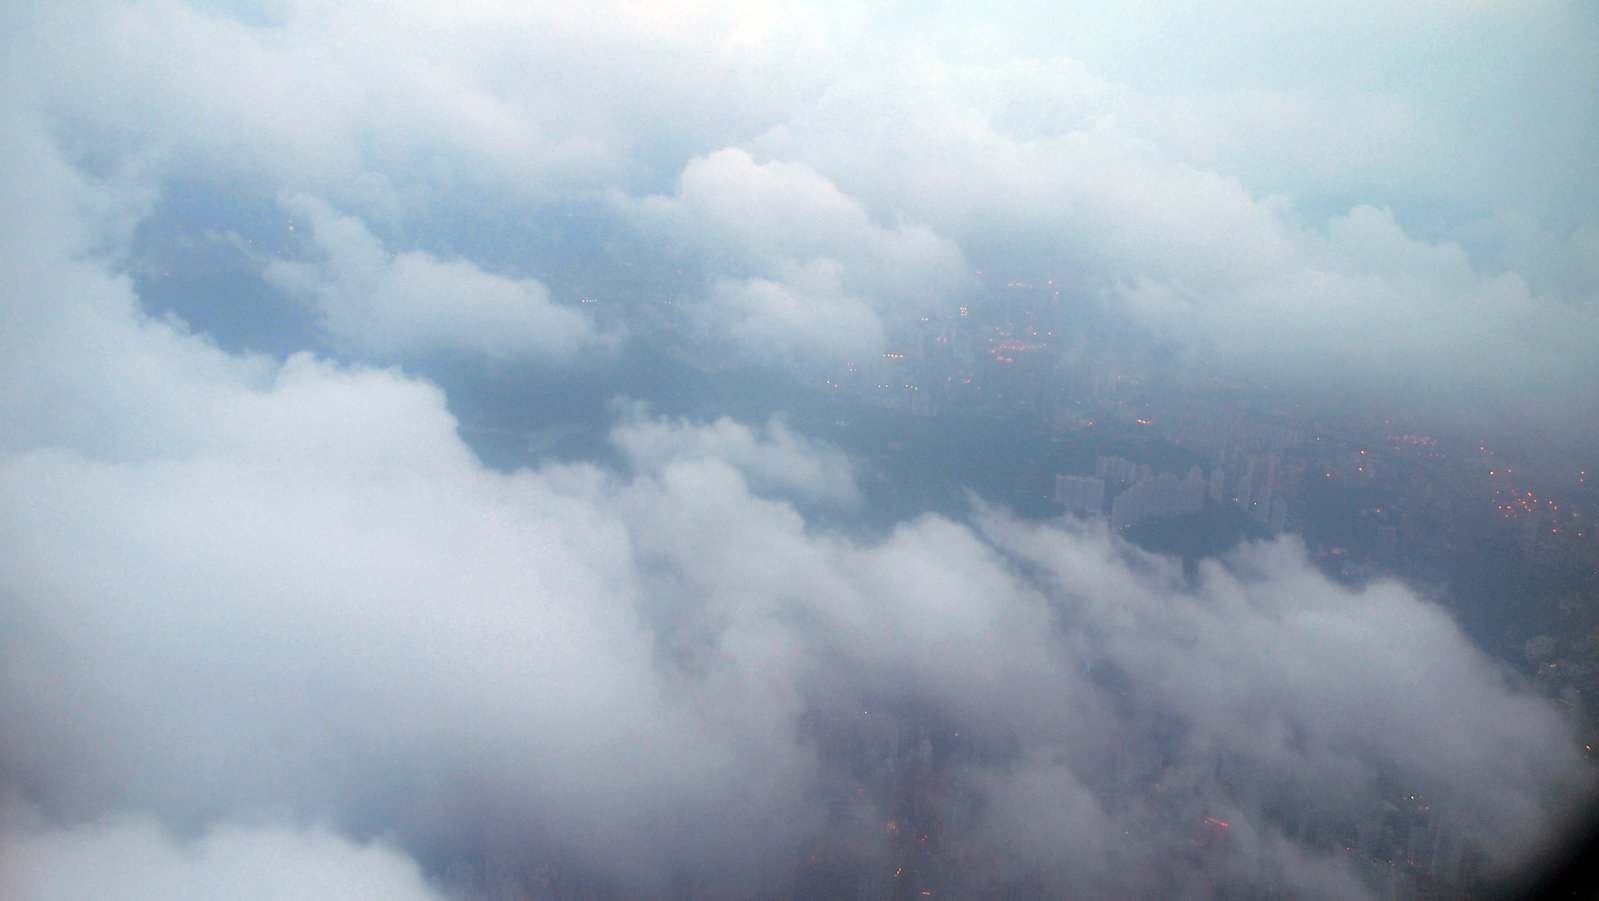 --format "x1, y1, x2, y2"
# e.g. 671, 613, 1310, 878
2, 2, 1596, 898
